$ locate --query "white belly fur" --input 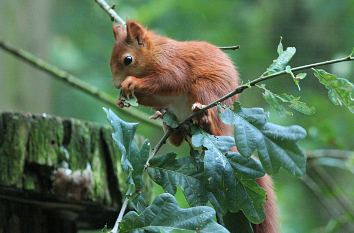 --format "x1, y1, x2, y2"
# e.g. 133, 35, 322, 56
158, 94, 191, 121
